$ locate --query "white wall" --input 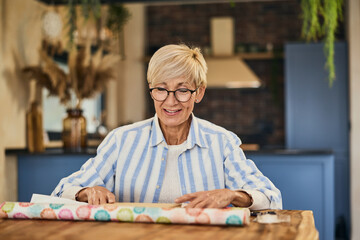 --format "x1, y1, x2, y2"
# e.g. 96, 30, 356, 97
122, 4, 146, 124
106, 4, 146, 129
0, 0, 46, 202
348, 0, 360, 239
